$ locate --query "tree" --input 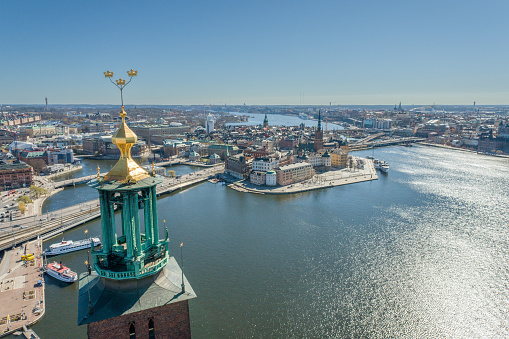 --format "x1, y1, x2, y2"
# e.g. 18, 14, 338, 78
167, 170, 176, 178
17, 195, 32, 204
18, 201, 26, 214
30, 185, 48, 198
